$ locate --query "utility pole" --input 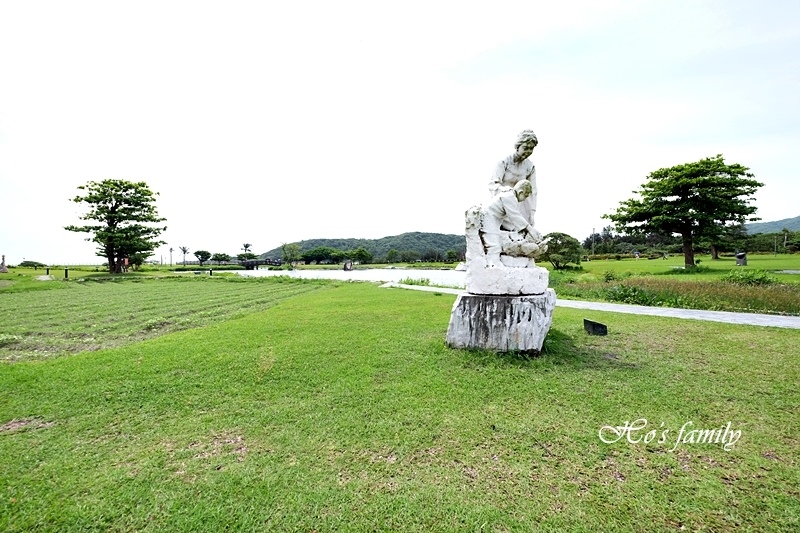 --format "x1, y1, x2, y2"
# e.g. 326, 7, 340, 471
169, 247, 173, 266
591, 227, 595, 256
